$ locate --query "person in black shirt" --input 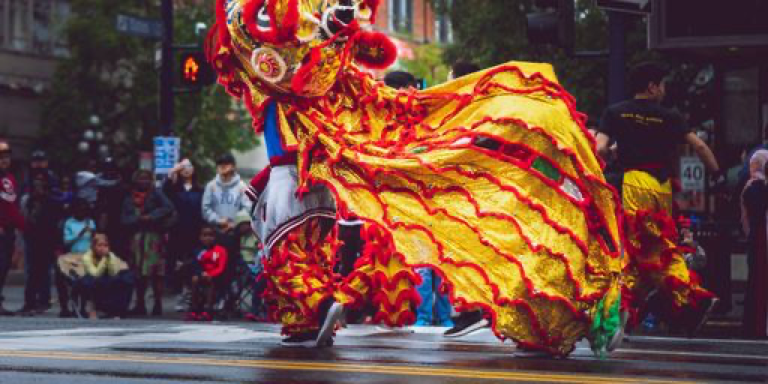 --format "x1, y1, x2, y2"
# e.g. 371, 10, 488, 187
595, 62, 721, 337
